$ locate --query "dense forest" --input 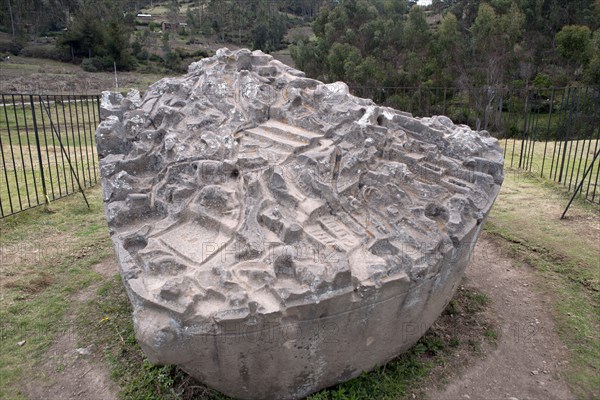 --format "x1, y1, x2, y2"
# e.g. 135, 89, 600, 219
1, 0, 599, 87
291, 0, 600, 87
